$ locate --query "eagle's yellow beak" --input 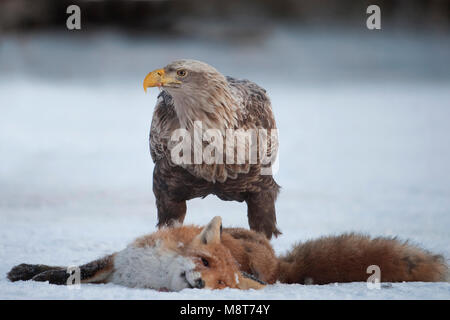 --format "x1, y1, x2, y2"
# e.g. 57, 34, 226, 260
143, 68, 180, 93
